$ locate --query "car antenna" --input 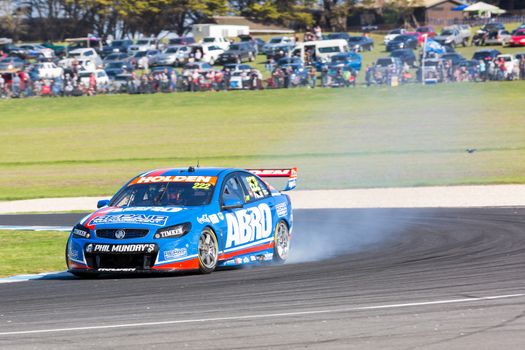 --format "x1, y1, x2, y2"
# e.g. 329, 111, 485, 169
197, 159, 200, 168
